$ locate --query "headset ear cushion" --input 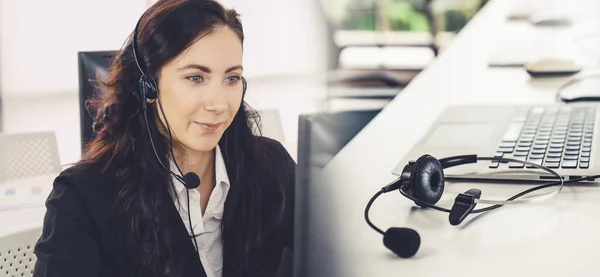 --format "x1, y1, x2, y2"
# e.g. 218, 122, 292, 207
140, 75, 158, 100
408, 154, 445, 206
242, 77, 247, 96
